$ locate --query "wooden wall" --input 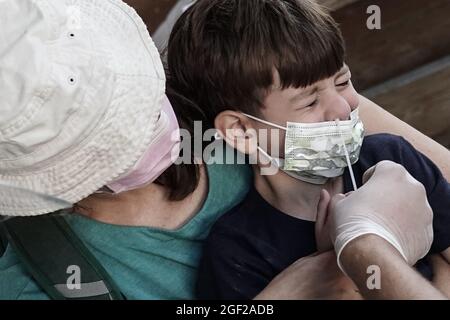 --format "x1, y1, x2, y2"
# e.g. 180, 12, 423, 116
321, 0, 450, 147
124, 0, 450, 147
123, 0, 178, 34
